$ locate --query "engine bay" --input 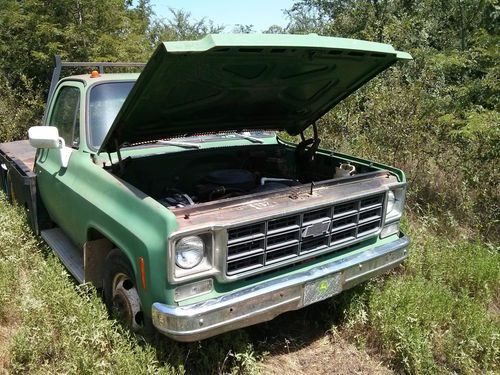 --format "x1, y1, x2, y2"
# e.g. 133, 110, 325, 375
159, 168, 302, 208
112, 143, 382, 208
